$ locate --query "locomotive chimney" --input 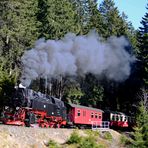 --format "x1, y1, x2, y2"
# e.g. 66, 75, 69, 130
15, 80, 26, 89
18, 83, 26, 88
